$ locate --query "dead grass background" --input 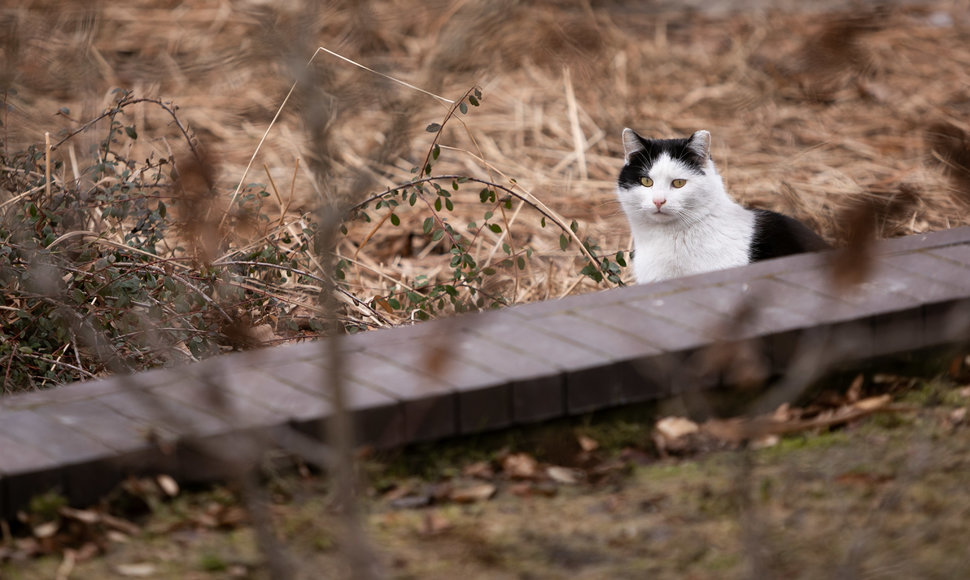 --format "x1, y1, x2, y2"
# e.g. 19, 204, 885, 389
4, 0, 970, 324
